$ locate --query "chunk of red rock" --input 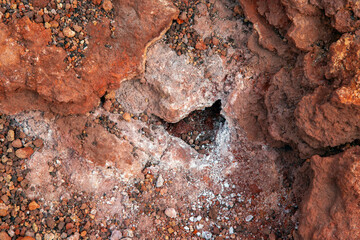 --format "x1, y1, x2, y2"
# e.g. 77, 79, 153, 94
122, 112, 131, 122
294, 33, 360, 151
212, 37, 220, 45
0, 203, 8, 216
0, 1, 178, 115
30, 0, 50, 8
165, 208, 177, 218
102, 0, 112, 11
18, 237, 36, 240
83, 125, 135, 169
233, 0, 360, 159
63, 27, 76, 38
92, 0, 101, 5
0, 232, 11, 240
33, 138, 44, 148
256, 0, 289, 29
286, 12, 333, 51
15, 147, 34, 159
6, 130, 14, 142
195, 40, 207, 50
105, 91, 116, 100
0, 209, 8, 217
299, 147, 360, 240
54, 116, 141, 176
50, 20, 59, 28
28, 201, 40, 210
73, 24, 82, 32
103, 100, 112, 111
11, 139, 22, 148
239, 0, 291, 57
326, 33, 360, 82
